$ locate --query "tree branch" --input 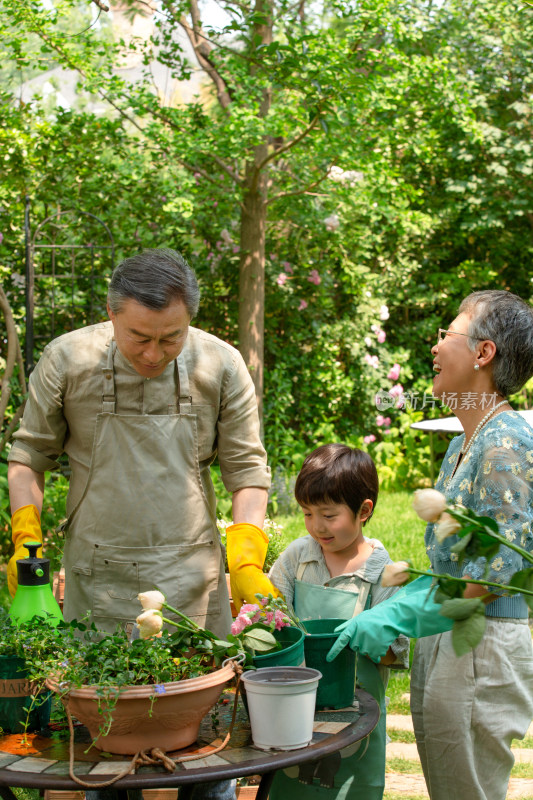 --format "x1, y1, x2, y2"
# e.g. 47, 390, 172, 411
159, 0, 233, 110
255, 113, 321, 175
0, 284, 26, 434
209, 153, 243, 184
0, 401, 26, 453
91, 0, 109, 12
266, 171, 330, 205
